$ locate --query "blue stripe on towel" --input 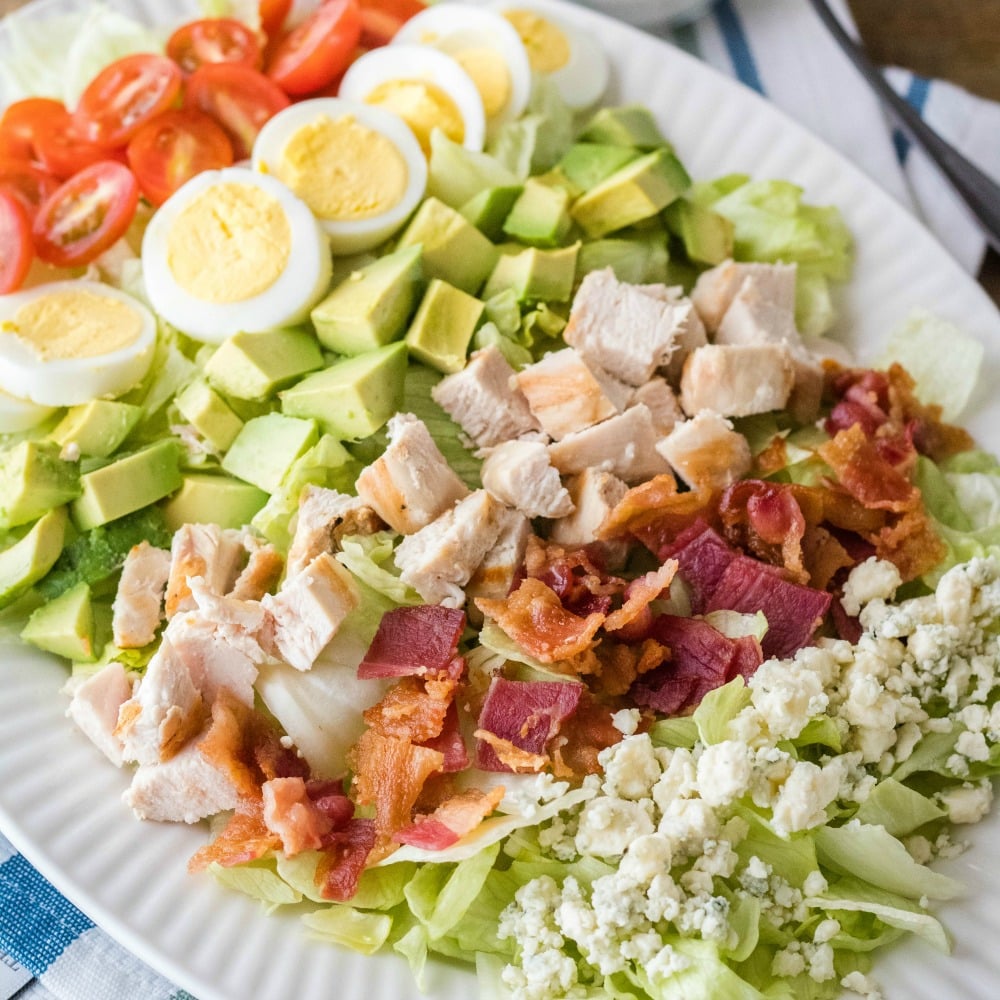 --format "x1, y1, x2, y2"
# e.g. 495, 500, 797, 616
893, 74, 932, 162
713, 0, 765, 93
